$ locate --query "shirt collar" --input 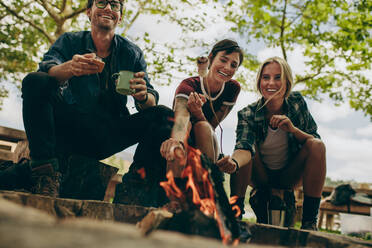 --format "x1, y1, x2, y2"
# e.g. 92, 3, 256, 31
200, 76, 225, 101
254, 96, 290, 121
254, 97, 266, 122
85, 32, 96, 53
85, 32, 118, 54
